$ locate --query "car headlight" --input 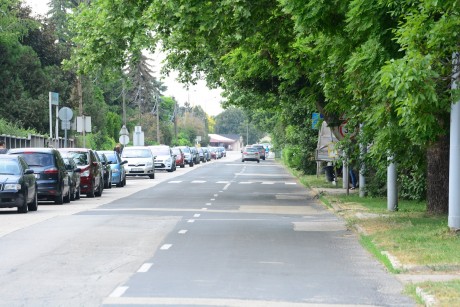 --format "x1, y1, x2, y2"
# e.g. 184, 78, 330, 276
146, 162, 153, 167
4, 183, 21, 191
165, 158, 172, 163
